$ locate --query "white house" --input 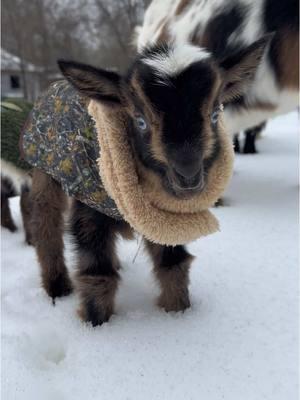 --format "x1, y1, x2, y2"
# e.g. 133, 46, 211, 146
1, 48, 43, 101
